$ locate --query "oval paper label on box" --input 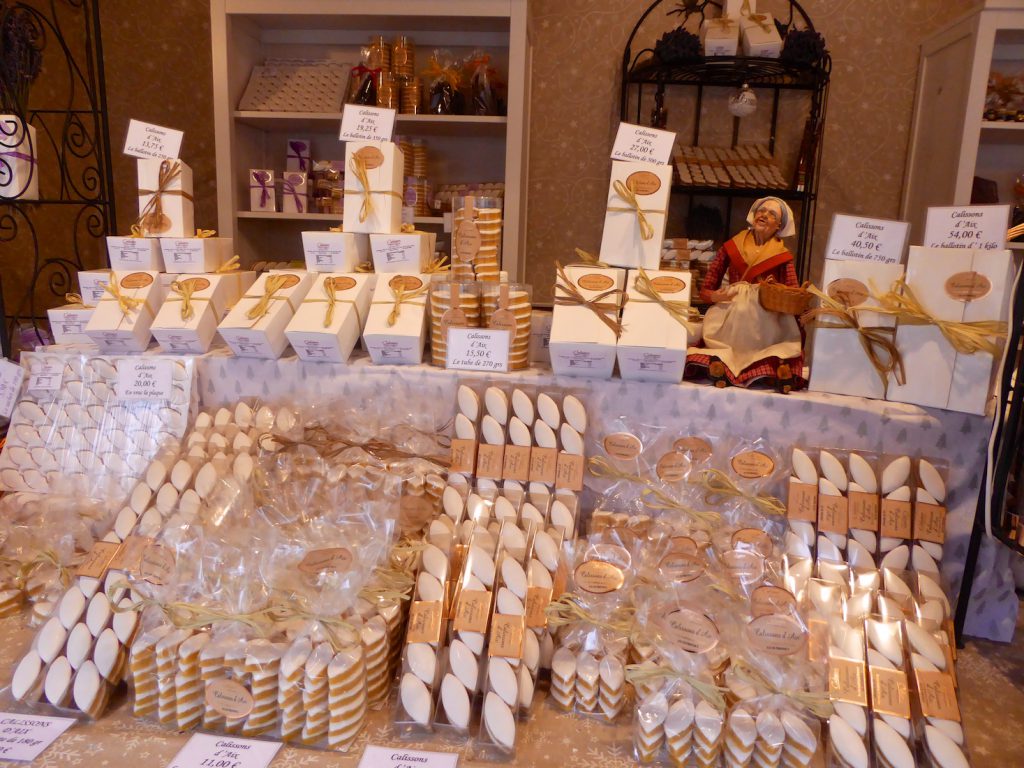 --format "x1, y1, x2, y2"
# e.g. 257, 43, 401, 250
578, 273, 615, 292
574, 560, 625, 594
674, 436, 713, 463
354, 145, 385, 169
179, 277, 210, 292
731, 528, 773, 556
603, 432, 642, 460
389, 275, 424, 292
751, 585, 797, 617
626, 170, 662, 196
945, 271, 991, 302
669, 536, 699, 555
722, 550, 764, 584
205, 679, 254, 719
275, 274, 301, 289
746, 614, 806, 656
139, 543, 175, 586
650, 275, 686, 295
298, 547, 354, 576
658, 552, 704, 582
731, 450, 775, 478
454, 220, 482, 263
120, 272, 154, 289
588, 543, 632, 569
661, 608, 719, 653
329, 275, 357, 292
826, 278, 869, 308
489, 309, 518, 332
440, 307, 469, 334
399, 495, 435, 531
656, 450, 689, 482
